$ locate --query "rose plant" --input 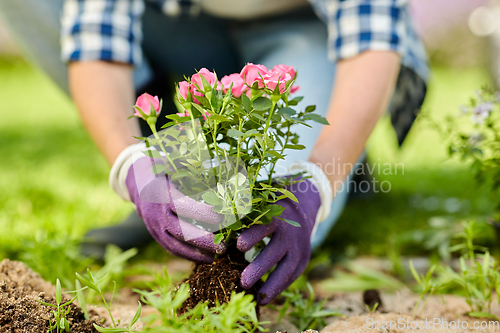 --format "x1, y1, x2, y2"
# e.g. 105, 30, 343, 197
132, 63, 327, 244
129, 63, 328, 309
